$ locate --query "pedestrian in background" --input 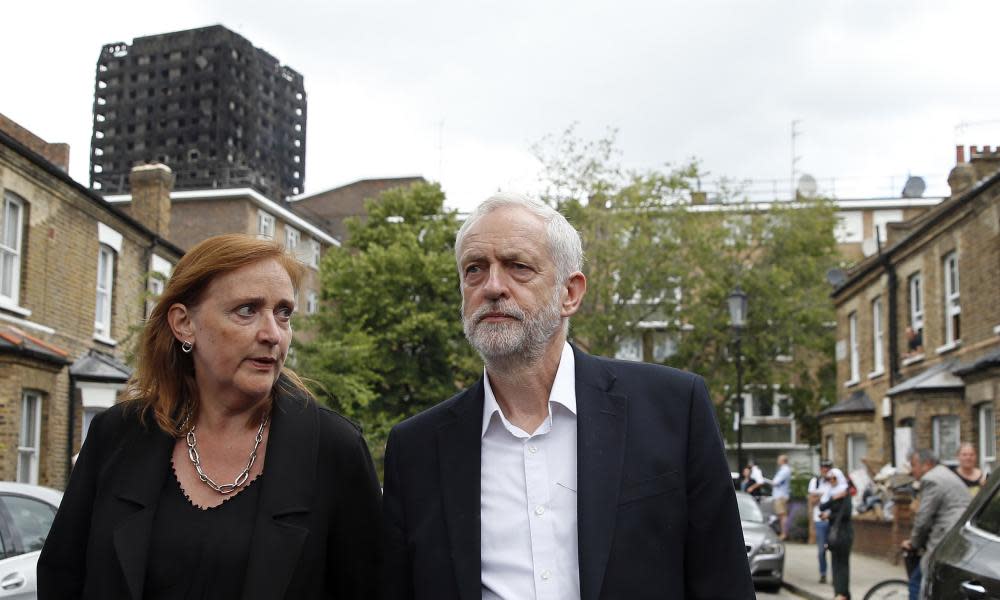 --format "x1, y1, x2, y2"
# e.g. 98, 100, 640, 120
820, 474, 853, 600
808, 464, 833, 584
902, 448, 971, 599
769, 455, 792, 539
740, 466, 754, 492
951, 443, 987, 497
745, 460, 766, 498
